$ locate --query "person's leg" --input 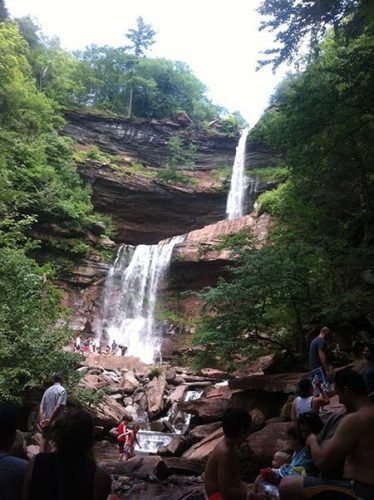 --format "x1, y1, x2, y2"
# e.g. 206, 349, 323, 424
279, 476, 304, 500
